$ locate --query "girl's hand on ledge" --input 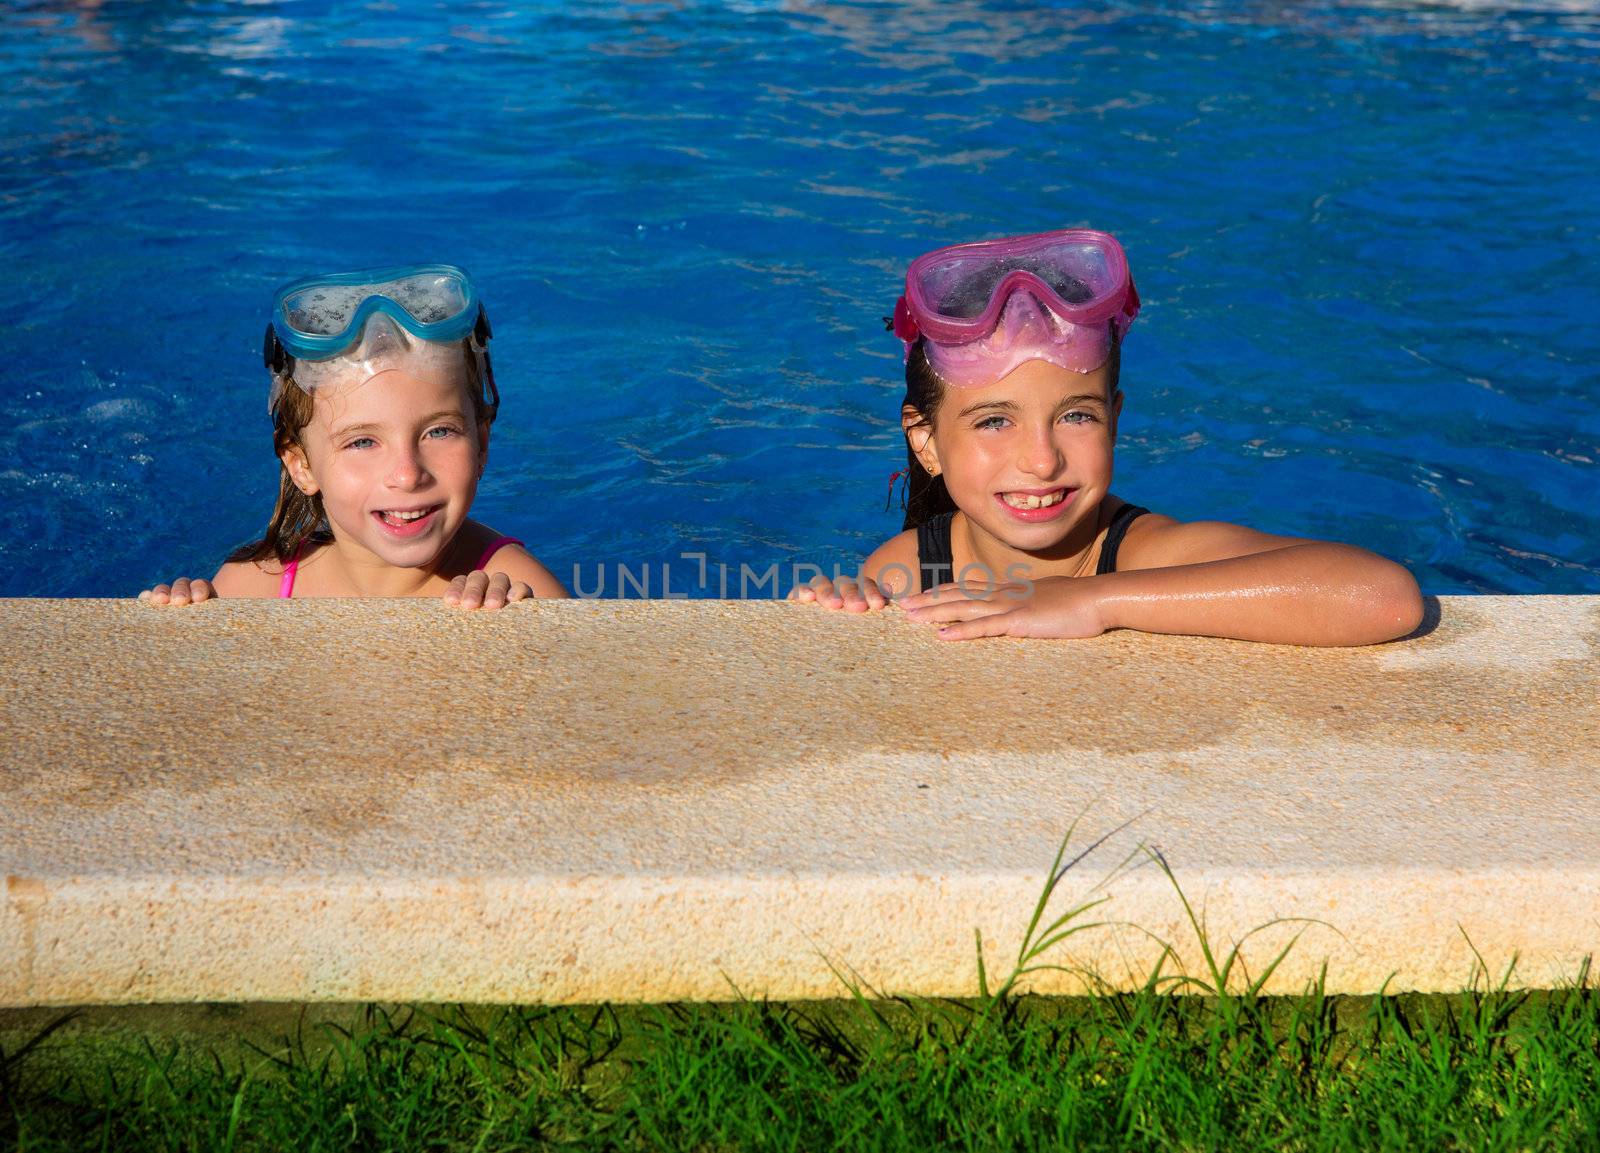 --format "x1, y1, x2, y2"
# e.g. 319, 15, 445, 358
138, 578, 217, 607
788, 573, 889, 613
904, 544, 1425, 645
444, 570, 535, 611
902, 576, 1107, 640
